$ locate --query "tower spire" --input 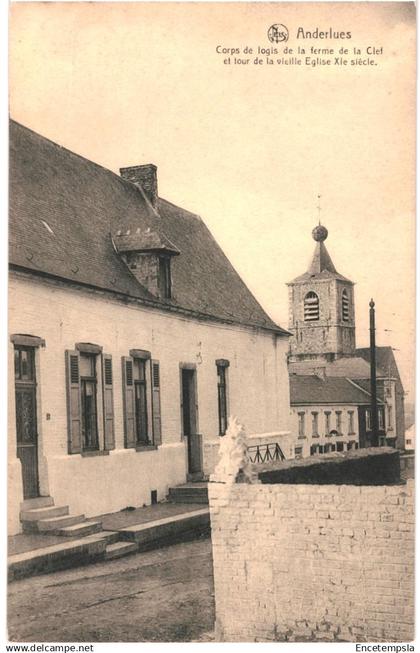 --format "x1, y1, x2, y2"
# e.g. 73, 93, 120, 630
308, 223, 337, 274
